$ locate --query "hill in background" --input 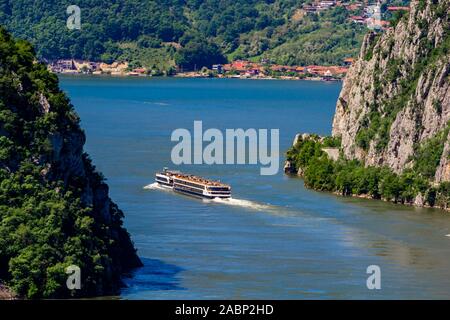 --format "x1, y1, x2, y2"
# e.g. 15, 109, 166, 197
0, 0, 409, 72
